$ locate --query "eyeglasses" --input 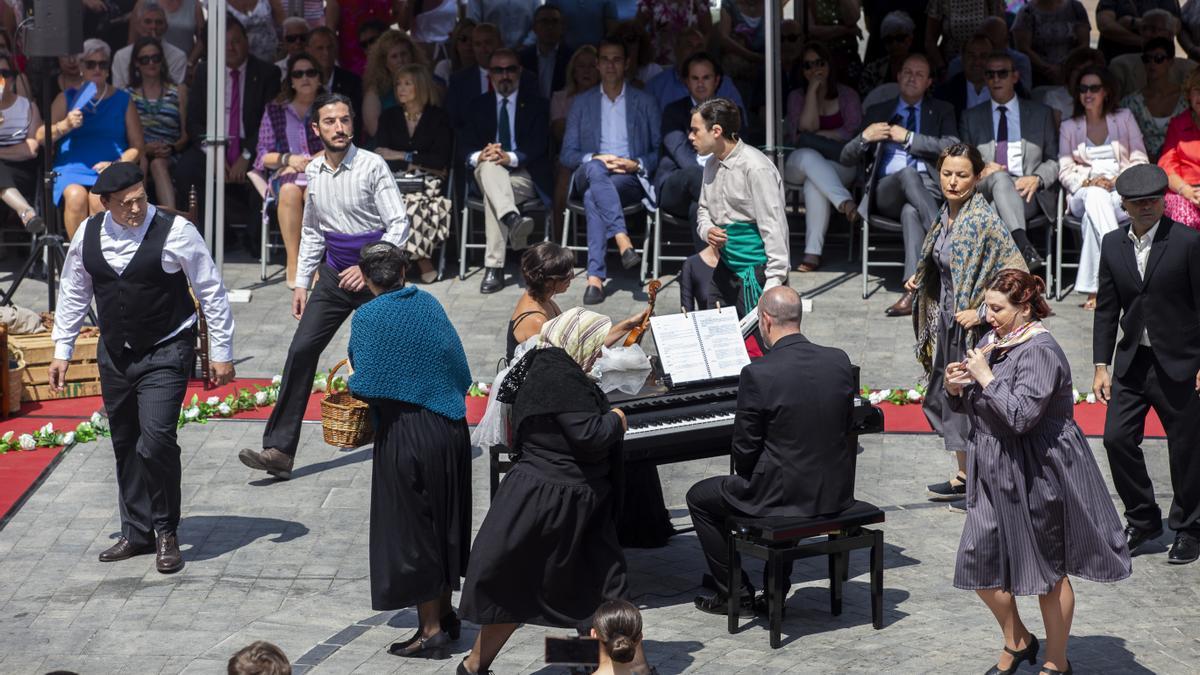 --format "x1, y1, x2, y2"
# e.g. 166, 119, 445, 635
116, 193, 148, 210
802, 59, 826, 69
136, 53, 163, 65
489, 65, 519, 75
1077, 83, 1104, 94
290, 68, 321, 79
82, 59, 109, 71
285, 33, 308, 44
1141, 53, 1170, 64
983, 68, 1012, 80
